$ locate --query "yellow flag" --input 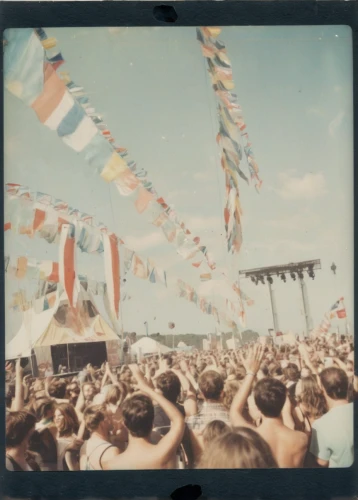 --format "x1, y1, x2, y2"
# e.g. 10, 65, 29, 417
101, 152, 128, 182
42, 37, 58, 50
